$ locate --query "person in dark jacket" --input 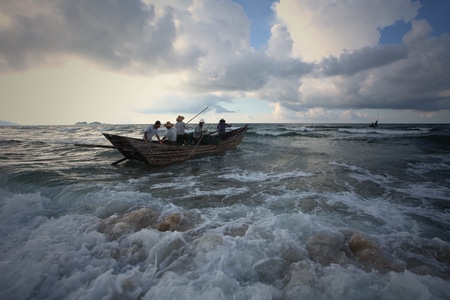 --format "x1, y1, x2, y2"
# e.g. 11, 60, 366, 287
217, 119, 231, 140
